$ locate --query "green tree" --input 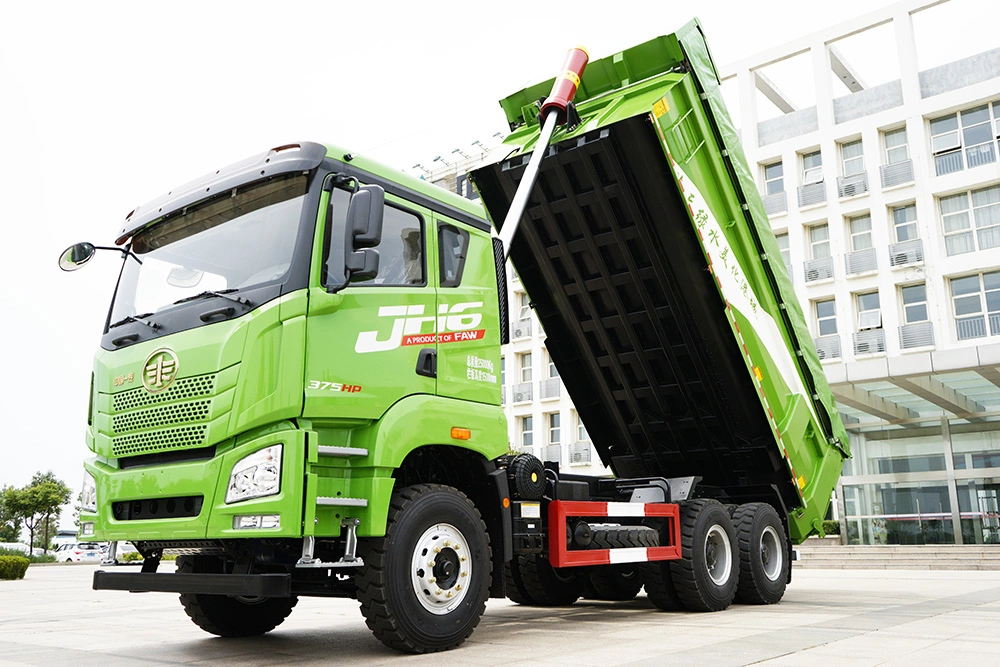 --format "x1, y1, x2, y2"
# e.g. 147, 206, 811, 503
9, 472, 72, 554
0, 486, 24, 542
